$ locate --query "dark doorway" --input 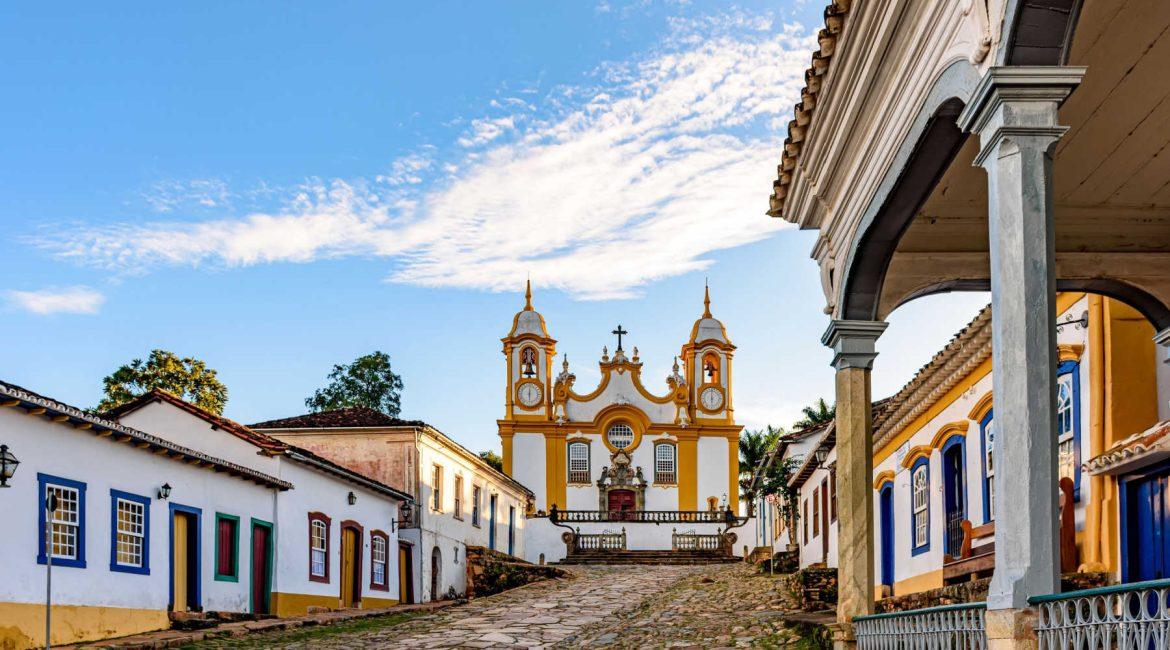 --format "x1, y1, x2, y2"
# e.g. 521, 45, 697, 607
879, 484, 895, 589
942, 439, 967, 558
608, 490, 635, 520
1122, 462, 1170, 582
430, 546, 442, 600
250, 520, 273, 614
398, 543, 415, 604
